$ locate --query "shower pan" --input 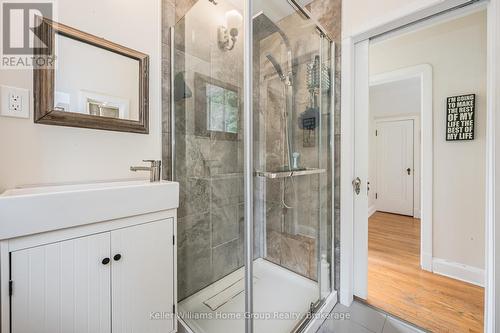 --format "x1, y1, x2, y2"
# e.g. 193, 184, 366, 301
168, 1, 335, 332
